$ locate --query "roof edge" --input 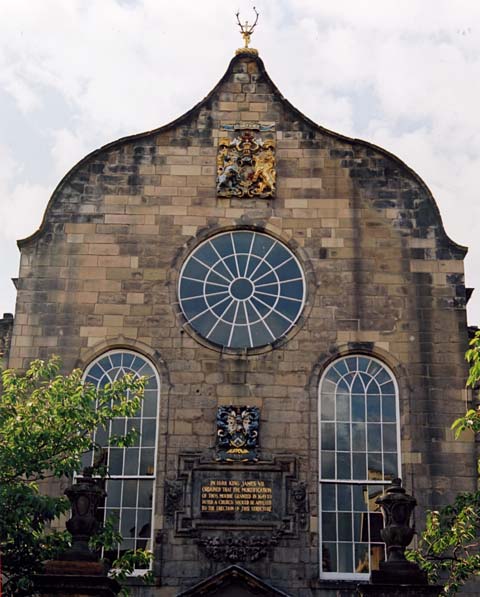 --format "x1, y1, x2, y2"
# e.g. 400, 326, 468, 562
18, 51, 467, 257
